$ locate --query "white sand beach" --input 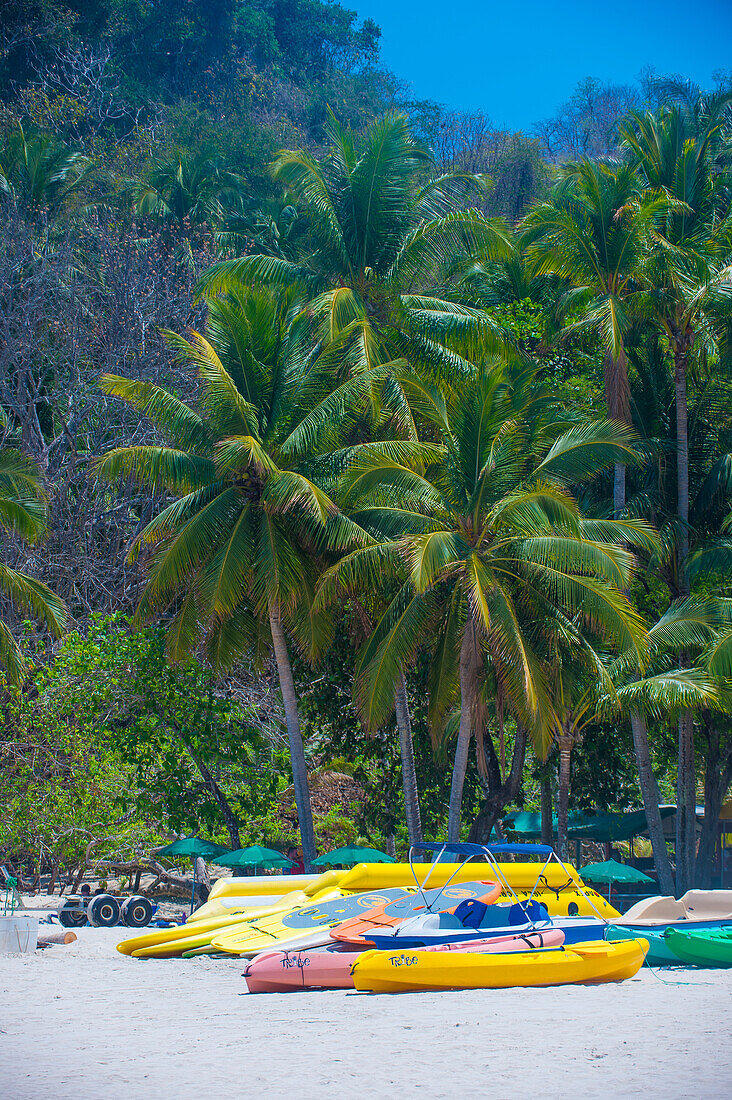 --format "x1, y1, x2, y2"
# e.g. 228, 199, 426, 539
1, 926, 729, 1100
